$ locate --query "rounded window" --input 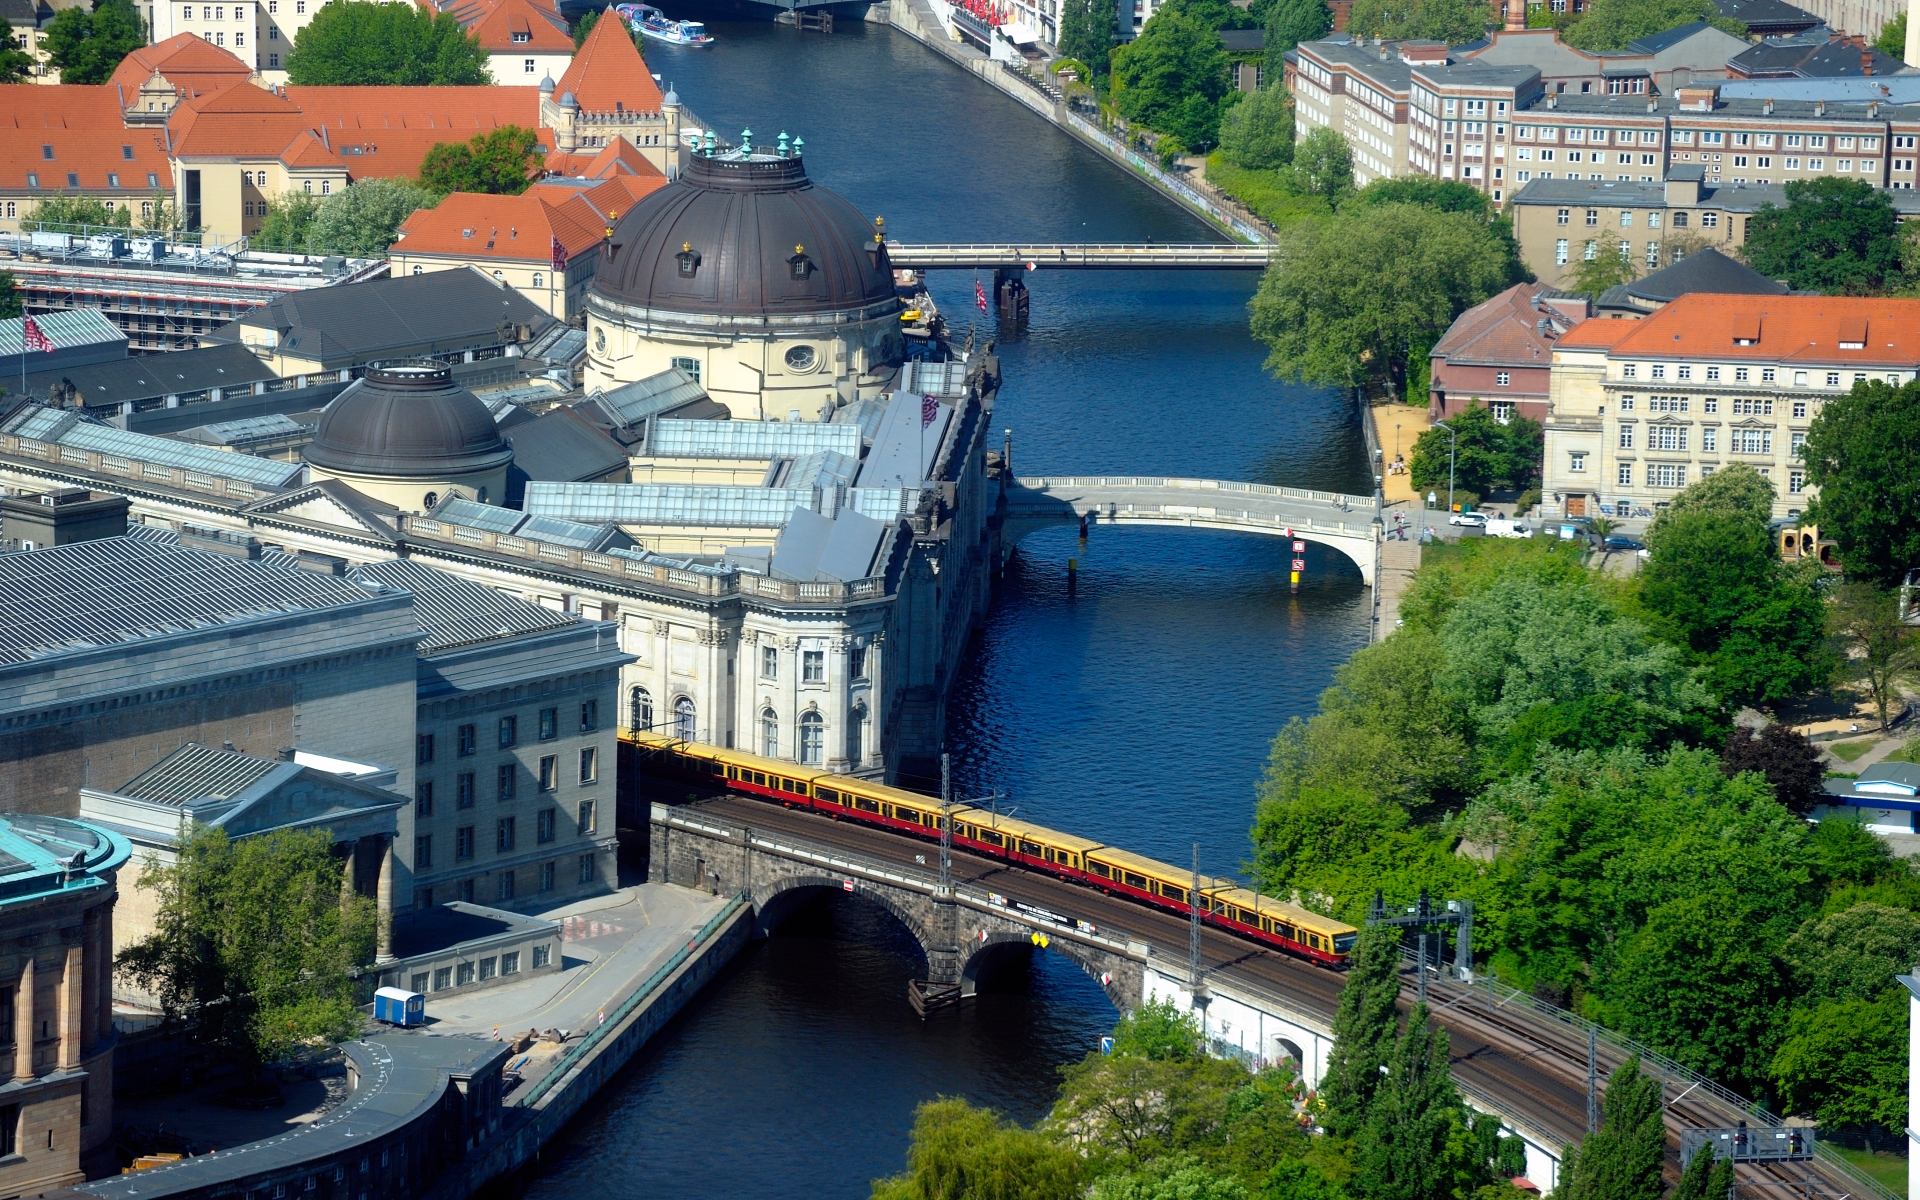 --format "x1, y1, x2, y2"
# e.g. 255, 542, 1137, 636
423, 491, 439, 509
784, 344, 817, 372
594, 327, 606, 353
